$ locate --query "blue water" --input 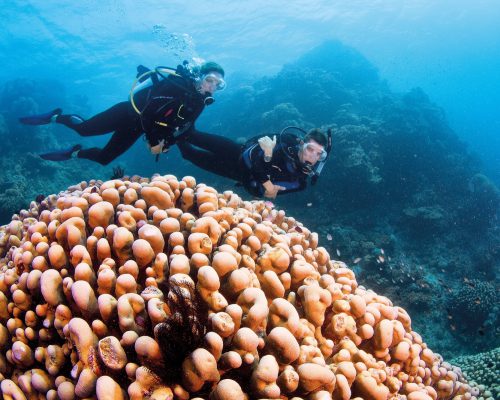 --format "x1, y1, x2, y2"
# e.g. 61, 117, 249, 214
1, 1, 499, 183
1, 0, 500, 375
